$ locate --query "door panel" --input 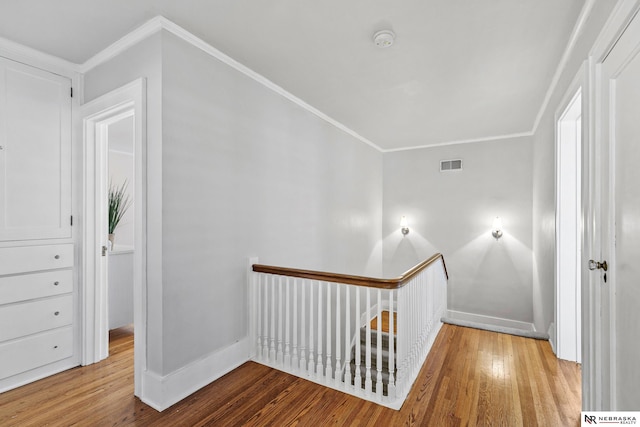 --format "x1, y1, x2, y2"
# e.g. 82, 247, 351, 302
0, 57, 71, 241
612, 38, 640, 412
600, 10, 640, 410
